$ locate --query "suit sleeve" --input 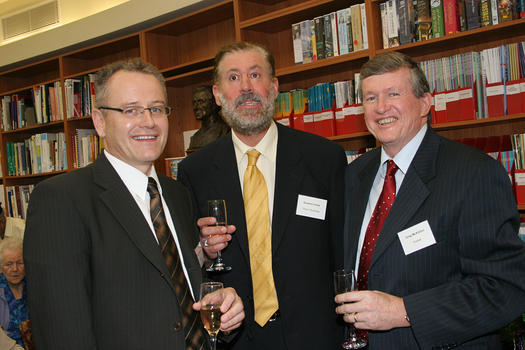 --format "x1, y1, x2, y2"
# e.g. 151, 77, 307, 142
404, 158, 525, 349
24, 179, 98, 349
